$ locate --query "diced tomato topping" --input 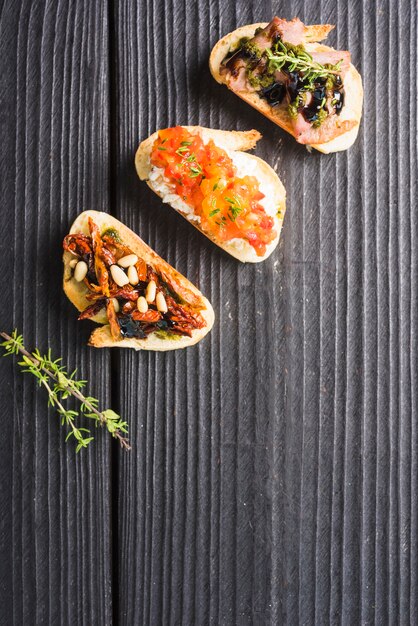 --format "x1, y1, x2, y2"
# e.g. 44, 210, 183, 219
150, 127, 277, 257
